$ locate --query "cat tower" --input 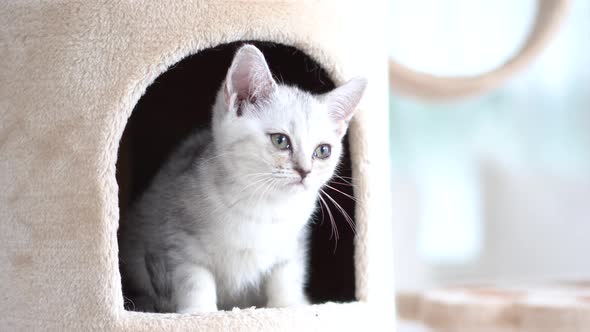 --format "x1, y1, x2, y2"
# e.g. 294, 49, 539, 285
0, 0, 567, 331
1, 1, 394, 330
